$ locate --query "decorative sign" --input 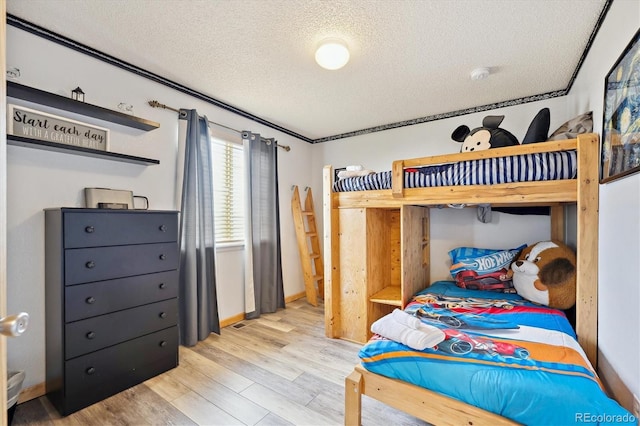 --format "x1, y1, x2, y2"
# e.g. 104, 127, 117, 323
7, 104, 109, 151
